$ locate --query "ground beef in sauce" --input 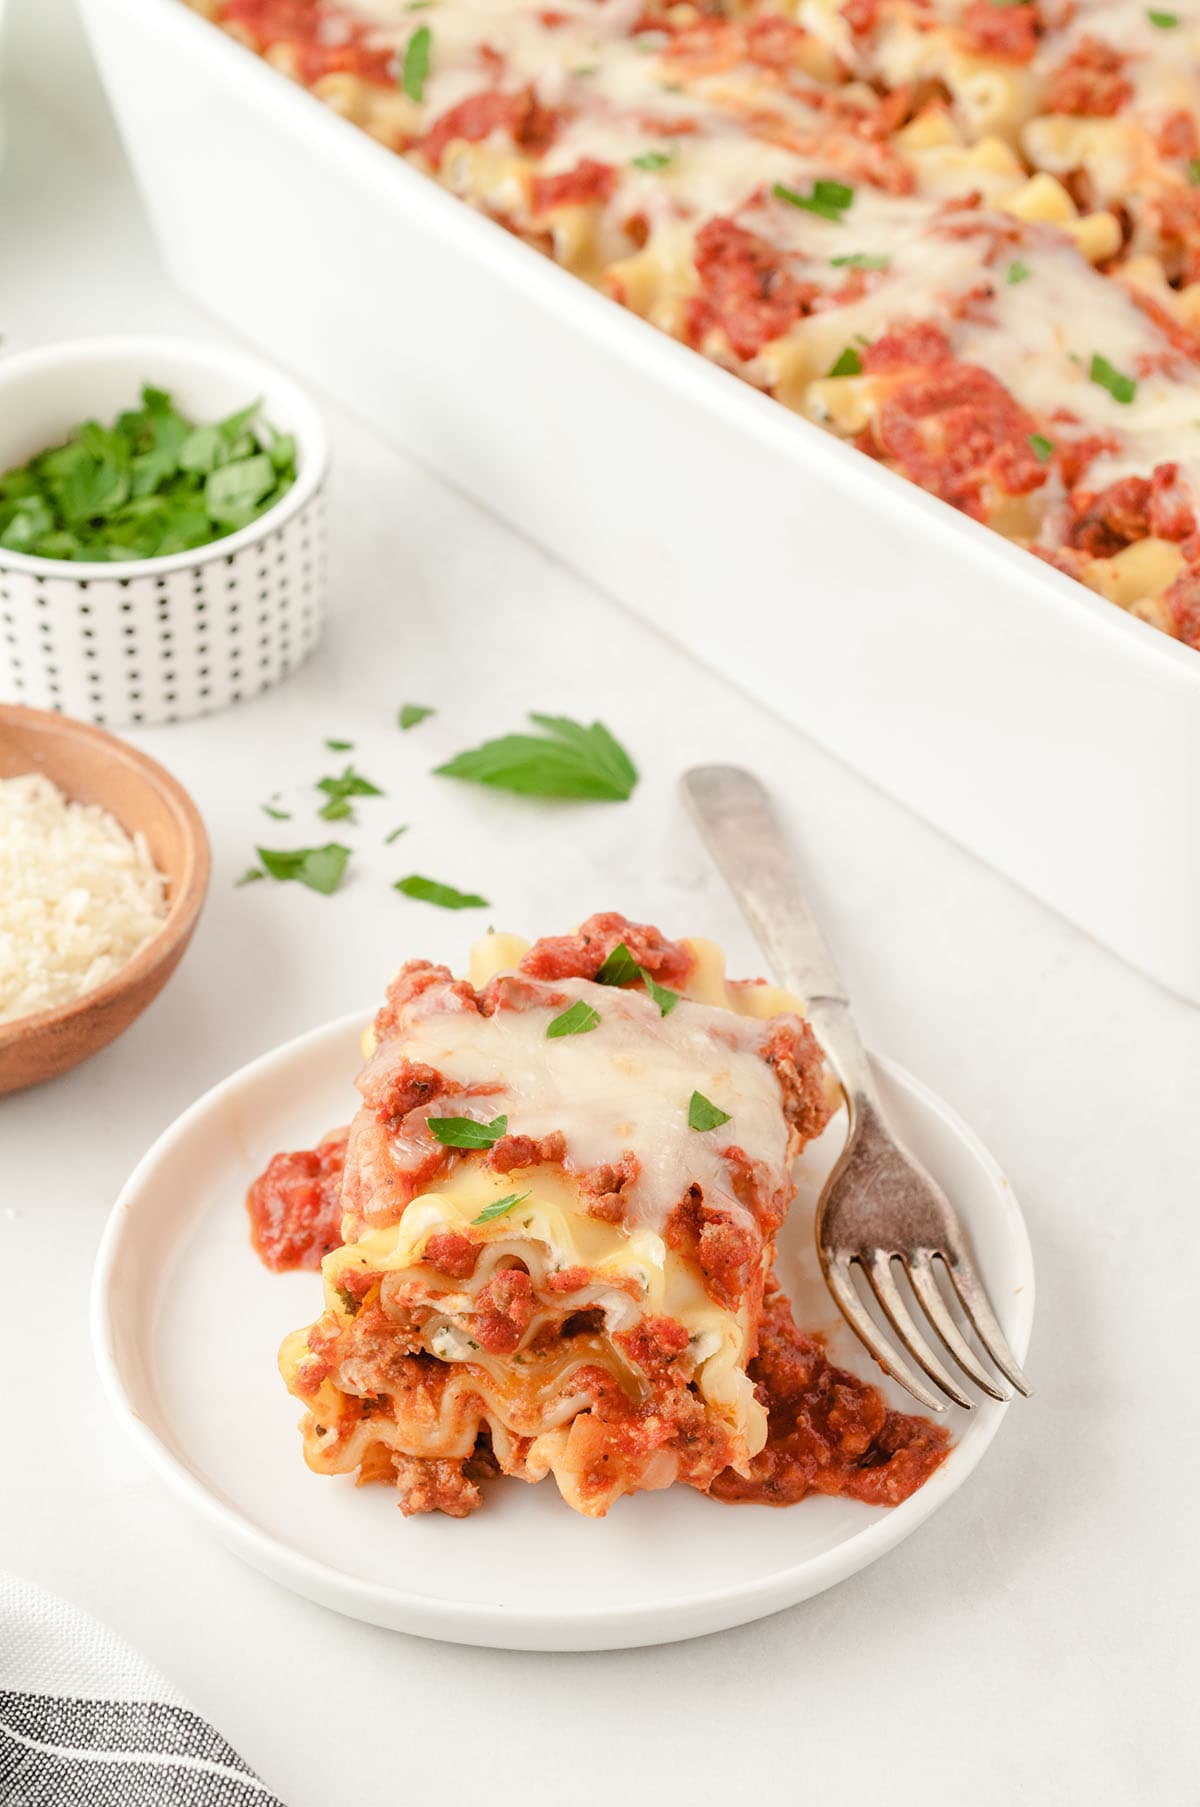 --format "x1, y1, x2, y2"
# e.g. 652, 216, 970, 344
710, 1280, 950, 1507
246, 1132, 347, 1271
